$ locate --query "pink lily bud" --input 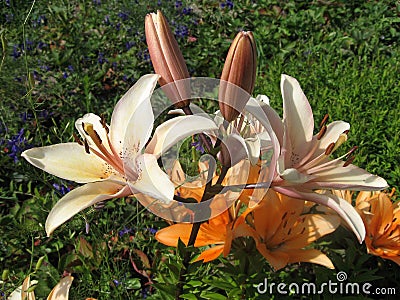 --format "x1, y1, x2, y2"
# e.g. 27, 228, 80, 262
219, 31, 257, 122
145, 10, 190, 108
